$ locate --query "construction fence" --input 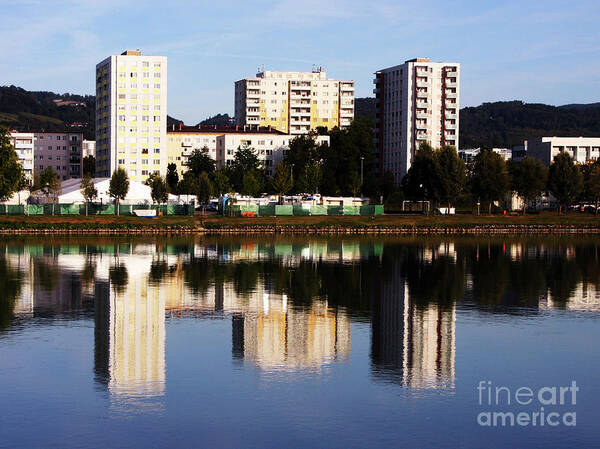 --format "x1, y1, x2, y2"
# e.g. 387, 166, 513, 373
0, 204, 195, 216
224, 204, 384, 217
